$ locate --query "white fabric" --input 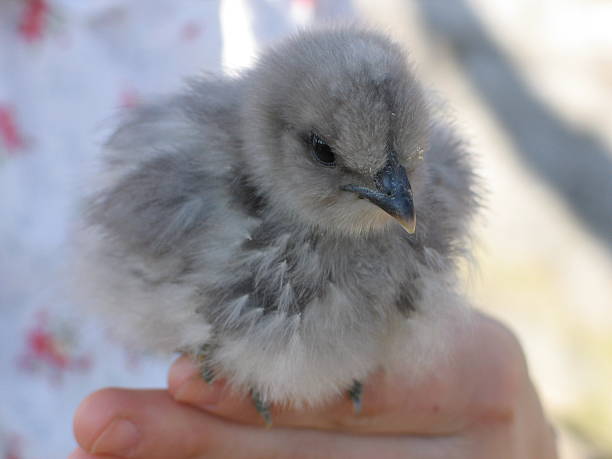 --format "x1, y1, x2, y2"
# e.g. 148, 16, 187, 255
0, 1, 353, 456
